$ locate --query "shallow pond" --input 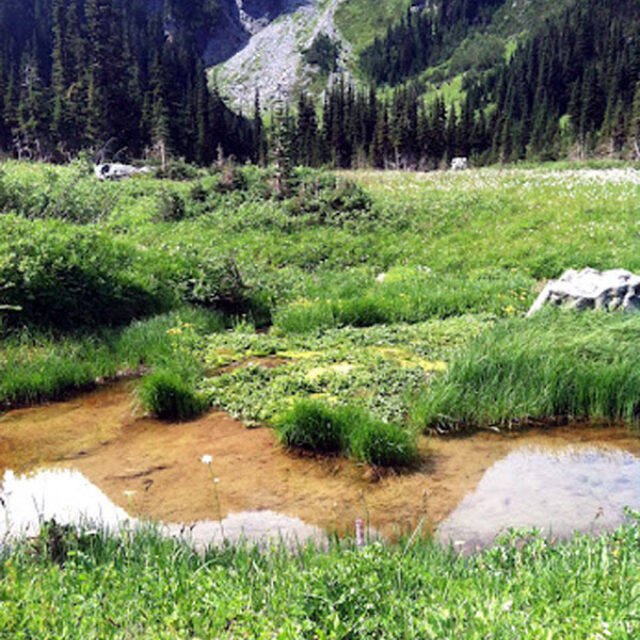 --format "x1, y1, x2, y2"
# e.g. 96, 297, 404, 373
1, 381, 639, 549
